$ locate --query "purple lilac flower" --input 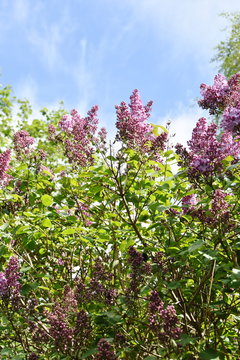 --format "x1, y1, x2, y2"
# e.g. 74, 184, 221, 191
48, 124, 56, 141
148, 291, 182, 342
222, 105, 240, 134
198, 74, 230, 114
186, 117, 240, 178
182, 194, 198, 214
46, 304, 73, 352
115, 89, 167, 155
128, 246, 151, 295
94, 339, 116, 360
37, 148, 47, 160
75, 261, 116, 305
0, 257, 21, 303
211, 189, 230, 220
74, 309, 92, 348
63, 285, 77, 312
13, 130, 35, 156
28, 320, 49, 344
77, 201, 93, 226
0, 149, 12, 186
198, 73, 240, 135
58, 106, 106, 166
0, 272, 8, 296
